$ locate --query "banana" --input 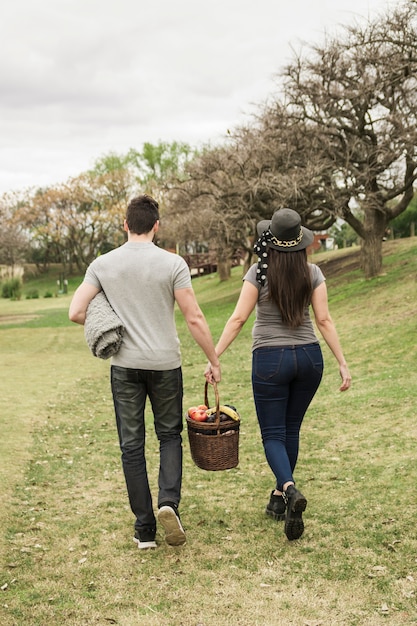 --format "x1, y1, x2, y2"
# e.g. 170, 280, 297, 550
205, 404, 240, 421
